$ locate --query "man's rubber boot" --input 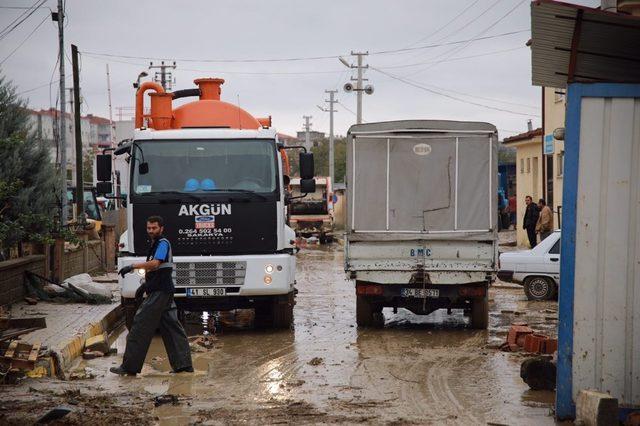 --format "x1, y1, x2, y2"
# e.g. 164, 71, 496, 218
110, 366, 136, 376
